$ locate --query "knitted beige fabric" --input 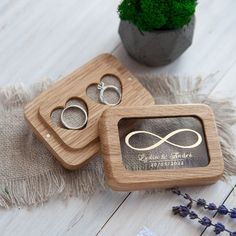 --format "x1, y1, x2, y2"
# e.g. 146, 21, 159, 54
0, 75, 236, 208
